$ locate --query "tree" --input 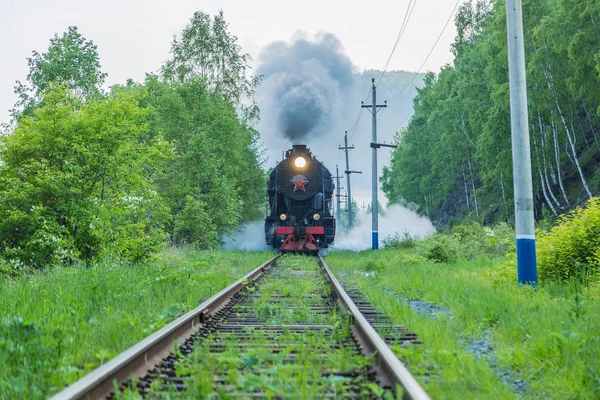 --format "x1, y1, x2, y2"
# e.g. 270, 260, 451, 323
0, 86, 170, 266
2, 11, 268, 267
383, 0, 600, 227
143, 76, 265, 247
12, 26, 106, 118
161, 10, 258, 109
